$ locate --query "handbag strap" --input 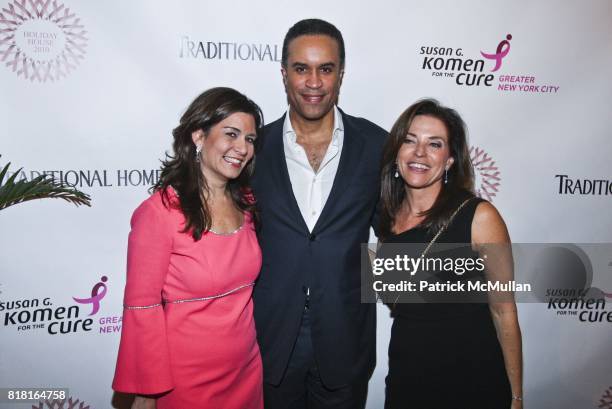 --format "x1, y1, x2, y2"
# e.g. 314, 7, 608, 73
421, 197, 474, 257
